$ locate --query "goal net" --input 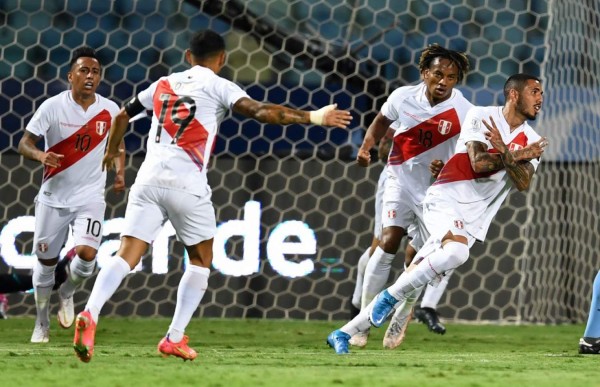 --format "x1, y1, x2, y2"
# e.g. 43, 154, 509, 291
0, 0, 597, 324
